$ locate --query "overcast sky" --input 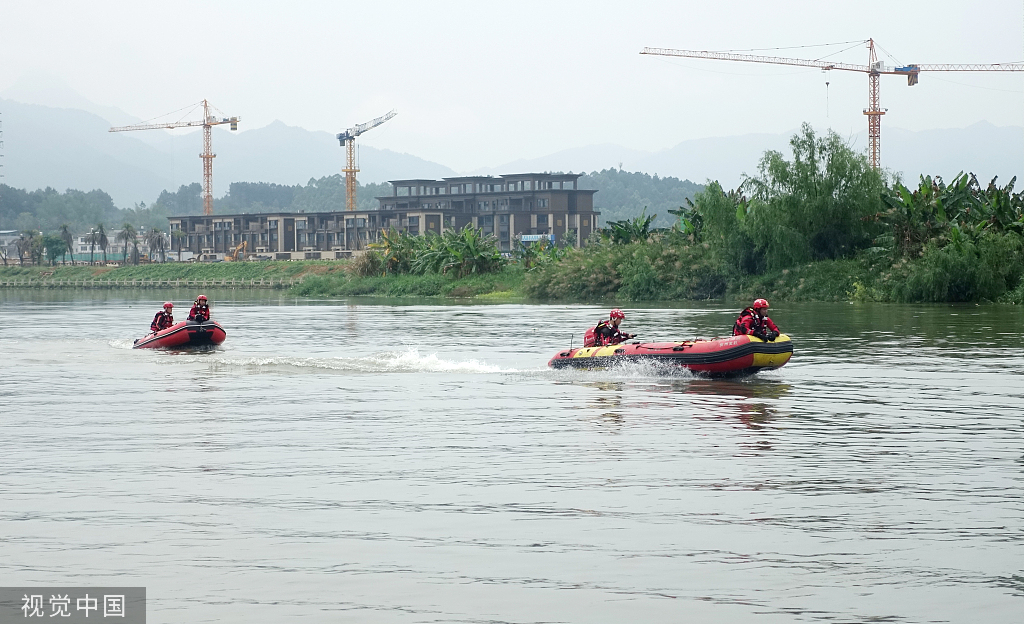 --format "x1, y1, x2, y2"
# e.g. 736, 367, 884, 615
2, 0, 1023, 172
